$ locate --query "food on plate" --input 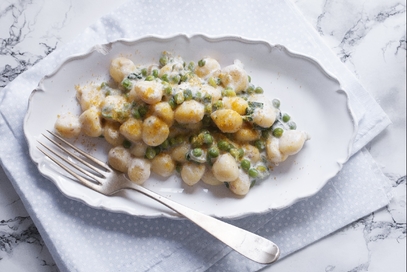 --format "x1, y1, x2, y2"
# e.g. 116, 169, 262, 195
54, 52, 309, 196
